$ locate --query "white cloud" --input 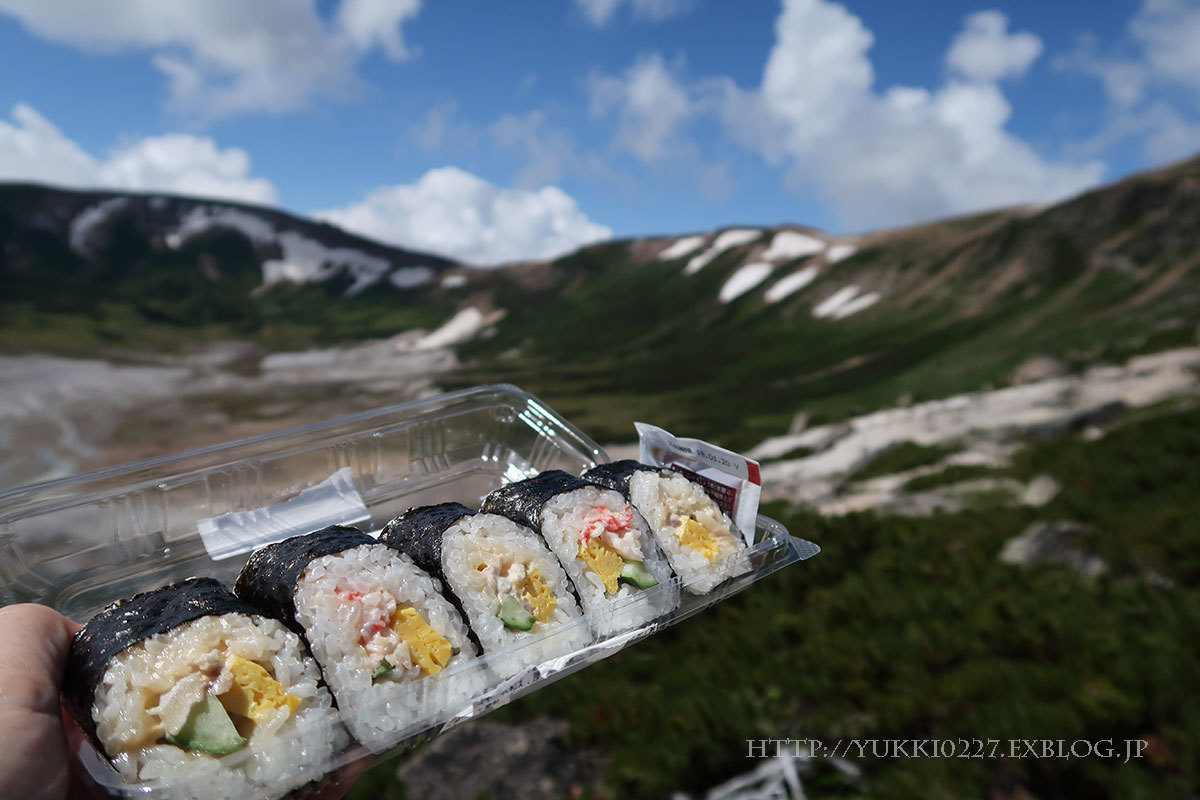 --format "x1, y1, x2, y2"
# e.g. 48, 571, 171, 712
490, 110, 586, 187
1129, 0, 1200, 98
0, 103, 96, 187
574, 0, 694, 27
945, 10, 1042, 82
1058, 39, 1144, 110
1059, 0, 1200, 107
314, 166, 612, 266
411, 100, 482, 152
588, 53, 693, 163
1058, 0, 1200, 164
336, 0, 421, 61
1068, 102, 1200, 166
488, 110, 620, 191
705, 0, 1102, 229
697, 161, 735, 200
99, 135, 277, 203
758, 0, 874, 148
0, 103, 276, 203
0, 0, 421, 119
